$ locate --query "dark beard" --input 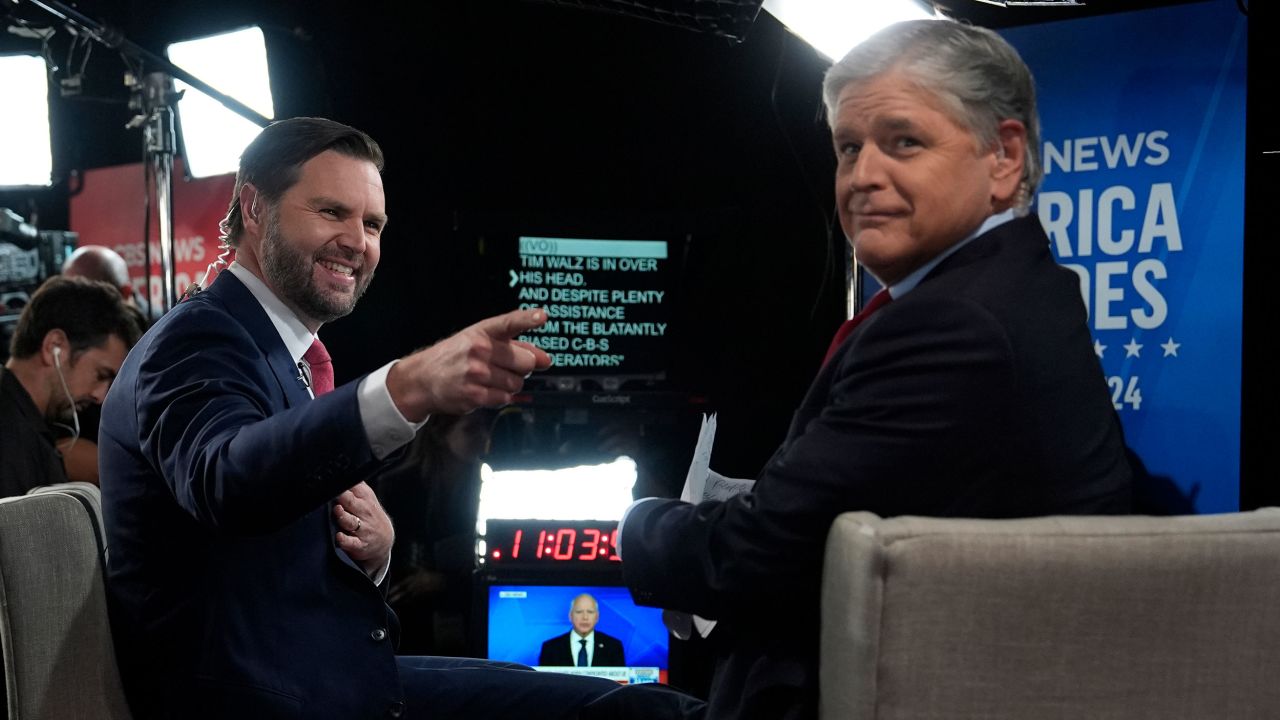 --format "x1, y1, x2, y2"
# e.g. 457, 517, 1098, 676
43, 370, 79, 427
259, 212, 374, 325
